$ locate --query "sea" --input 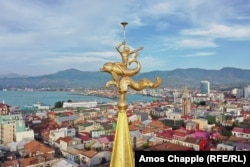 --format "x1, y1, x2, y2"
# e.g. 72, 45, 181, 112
0, 90, 159, 108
